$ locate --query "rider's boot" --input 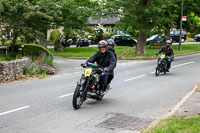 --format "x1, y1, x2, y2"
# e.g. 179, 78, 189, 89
105, 83, 111, 91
